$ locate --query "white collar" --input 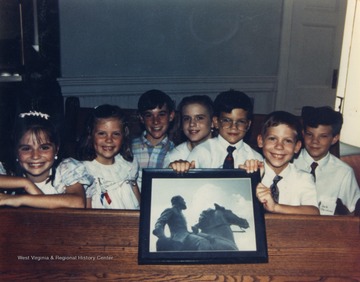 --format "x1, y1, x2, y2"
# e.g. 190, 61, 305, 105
217, 135, 244, 150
